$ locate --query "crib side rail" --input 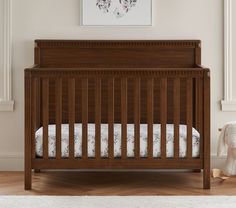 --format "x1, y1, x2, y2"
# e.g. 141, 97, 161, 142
25, 67, 210, 170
